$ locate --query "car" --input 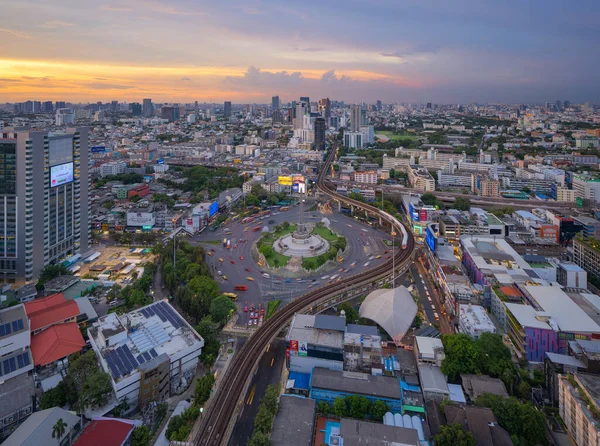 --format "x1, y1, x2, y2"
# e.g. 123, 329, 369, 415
230, 260, 235, 264
434, 312, 440, 320
218, 258, 224, 263
376, 255, 382, 259
250, 311, 254, 318
248, 319, 253, 327
259, 316, 264, 324
268, 219, 275, 224
308, 284, 314, 288
244, 305, 248, 312
296, 278, 302, 281
260, 308, 265, 315
217, 270, 222, 275
207, 251, 214, 256
285, 278, 291, 283
311, 279, 317, 282
386, 255, 391, 259
233, 244, 238, 249
222, 275, 227, 280
250, 306, 255, 311
211, 248, 216, 252
245, 268, 251, 272
361, 233, 364, 236
253, 318, 258, 325
246, 277, 255, 281
239, 256, 244, 260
